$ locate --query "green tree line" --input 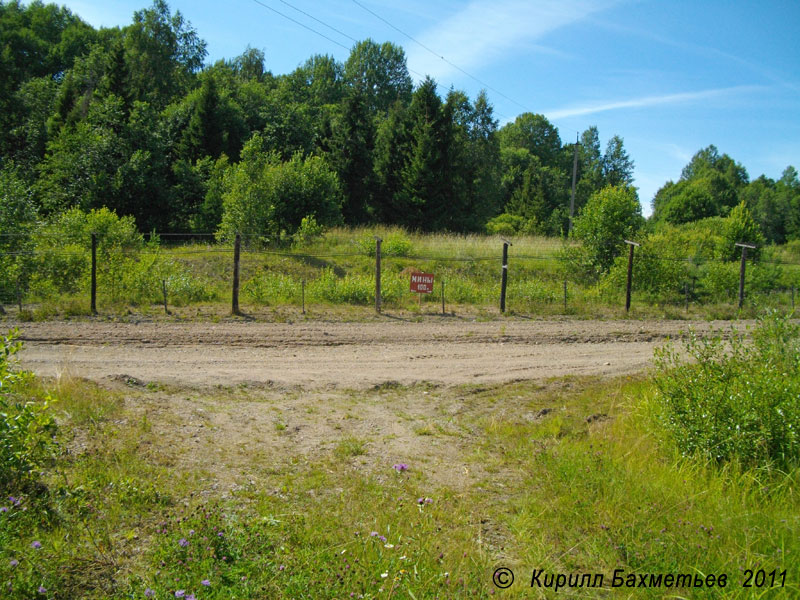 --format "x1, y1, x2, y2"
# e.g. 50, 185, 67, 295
1, 0, 798, 247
